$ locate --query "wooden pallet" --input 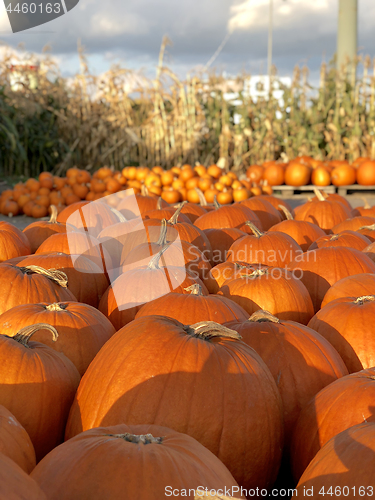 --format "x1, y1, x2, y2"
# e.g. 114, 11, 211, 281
272, 184, 375, 196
